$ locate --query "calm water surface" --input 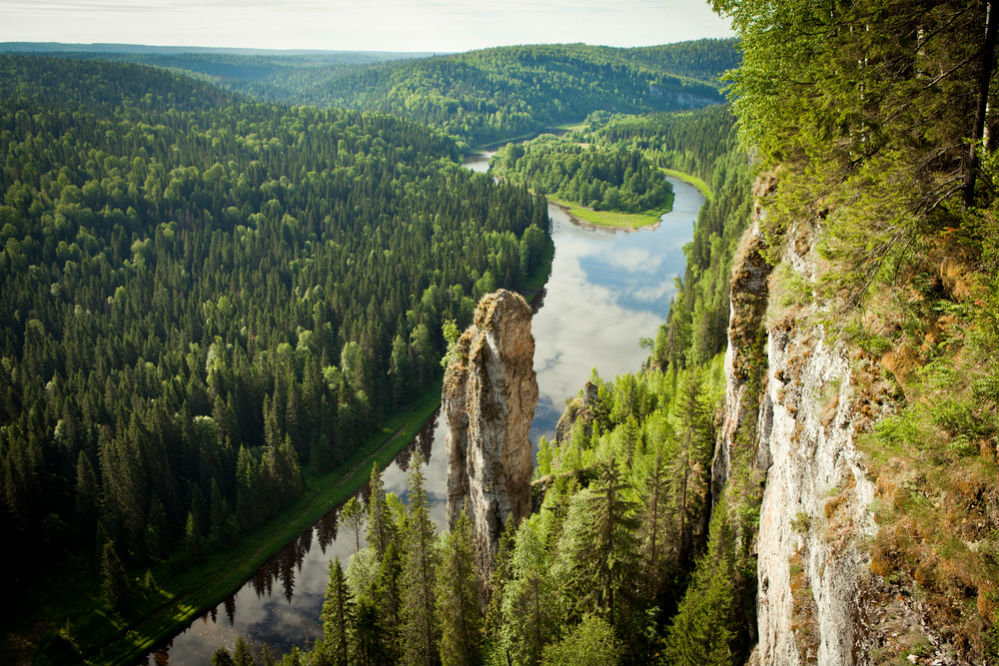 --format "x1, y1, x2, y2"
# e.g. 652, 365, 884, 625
143, 153, 703, 664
